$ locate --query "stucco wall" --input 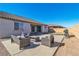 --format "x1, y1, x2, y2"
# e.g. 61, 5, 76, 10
23, 23, 31, 34
0, 18, 14, 38
0, 19, 22, 38
0, 19, 31, 38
